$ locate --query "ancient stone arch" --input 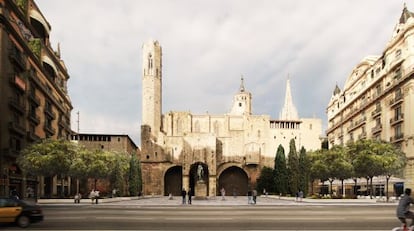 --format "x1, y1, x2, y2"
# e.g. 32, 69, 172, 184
164, 166, 182, 196
217, 165, 249, 196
